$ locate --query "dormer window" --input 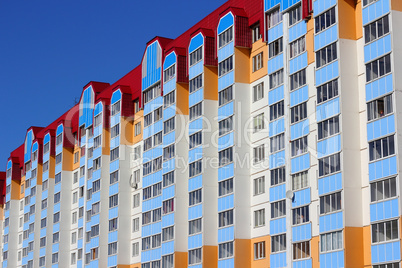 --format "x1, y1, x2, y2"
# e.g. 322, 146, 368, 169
218, 27, 233, 48
190, 47, 203, 66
